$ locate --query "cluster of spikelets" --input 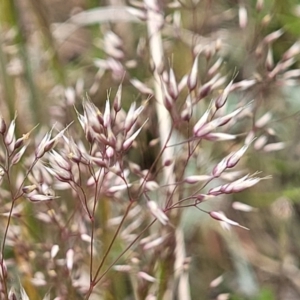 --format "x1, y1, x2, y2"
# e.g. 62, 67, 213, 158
0, 82, 270, 299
